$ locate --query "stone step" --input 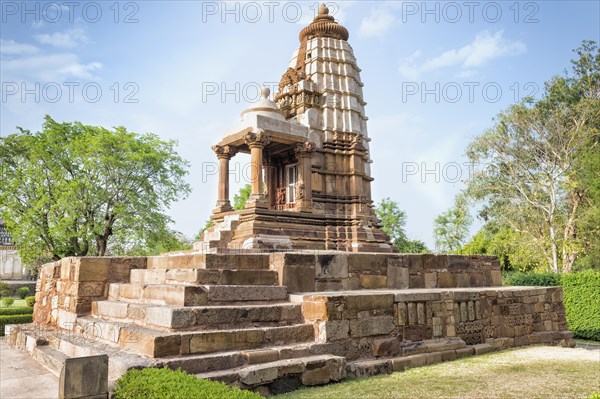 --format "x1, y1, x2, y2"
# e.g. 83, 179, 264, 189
147, 253, 270, 270
130, 268, 278, 286
92, 300, 303, 330
196, 354, 346, 394
32, 345, 68, 376
108, 283, 288, 306
76, 317, 315, 357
